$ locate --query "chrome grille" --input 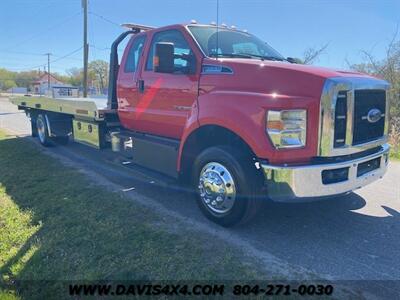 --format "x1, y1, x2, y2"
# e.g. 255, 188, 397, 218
318, 77, 389, 157
333, 91, 347, 147
352, 89, 386, 145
